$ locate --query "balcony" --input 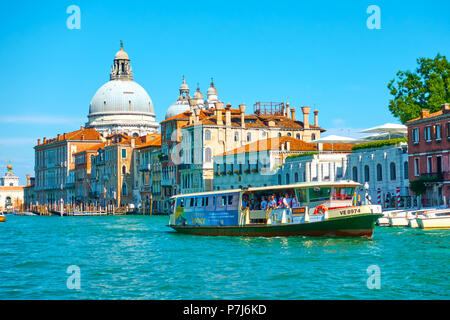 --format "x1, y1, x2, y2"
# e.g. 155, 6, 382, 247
420, 172, 444, 182
161, 178, 175, 186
